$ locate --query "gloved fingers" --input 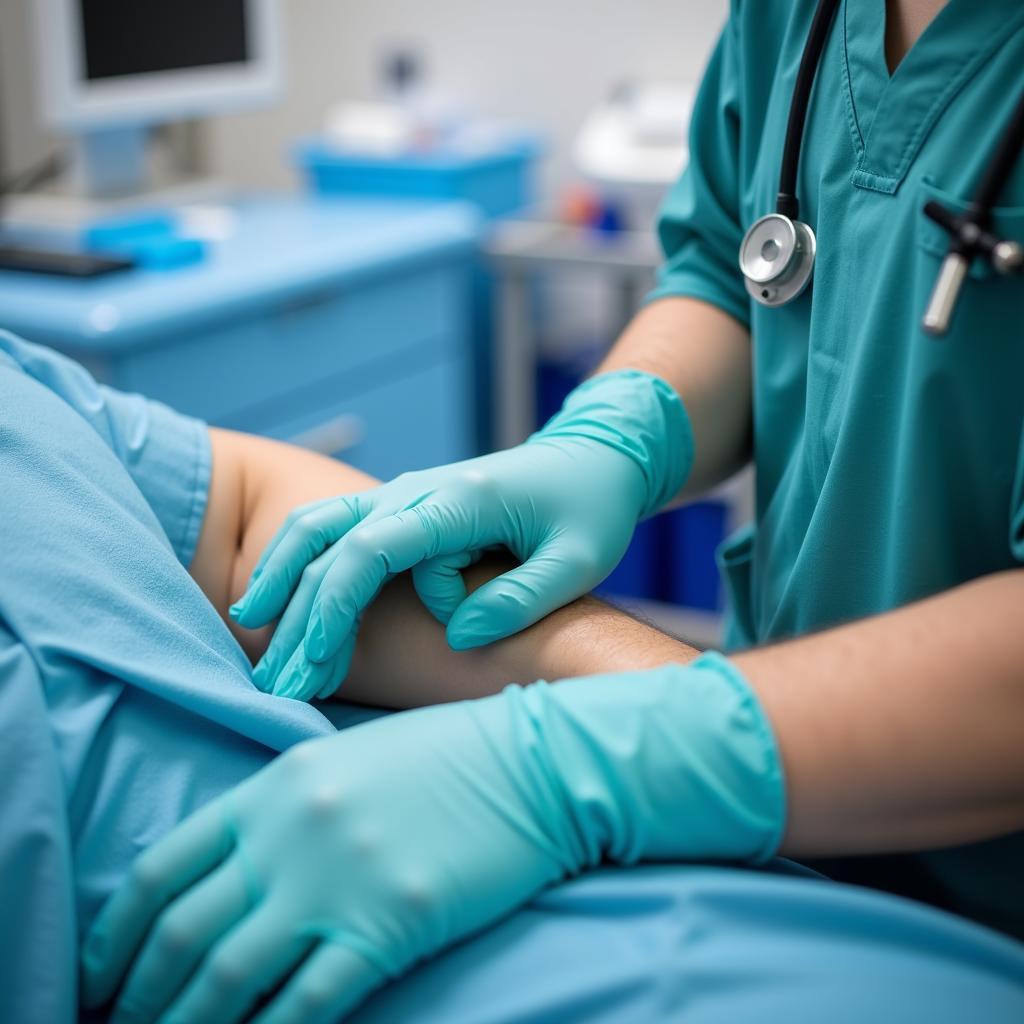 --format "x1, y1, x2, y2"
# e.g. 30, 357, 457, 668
272, 627, 357, 703
313, 627, 359, 701
445, 539, 594, 650
159, 902, 313, 1024
251, 546, 338, 693
252, 496, 337, 577
250, 942, 385, 1024
411, 551, 479, 625
81, 798, 234, 1008
231, 495, 368, 628
304, 507, 469, 662
108, 856, 251, 1024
